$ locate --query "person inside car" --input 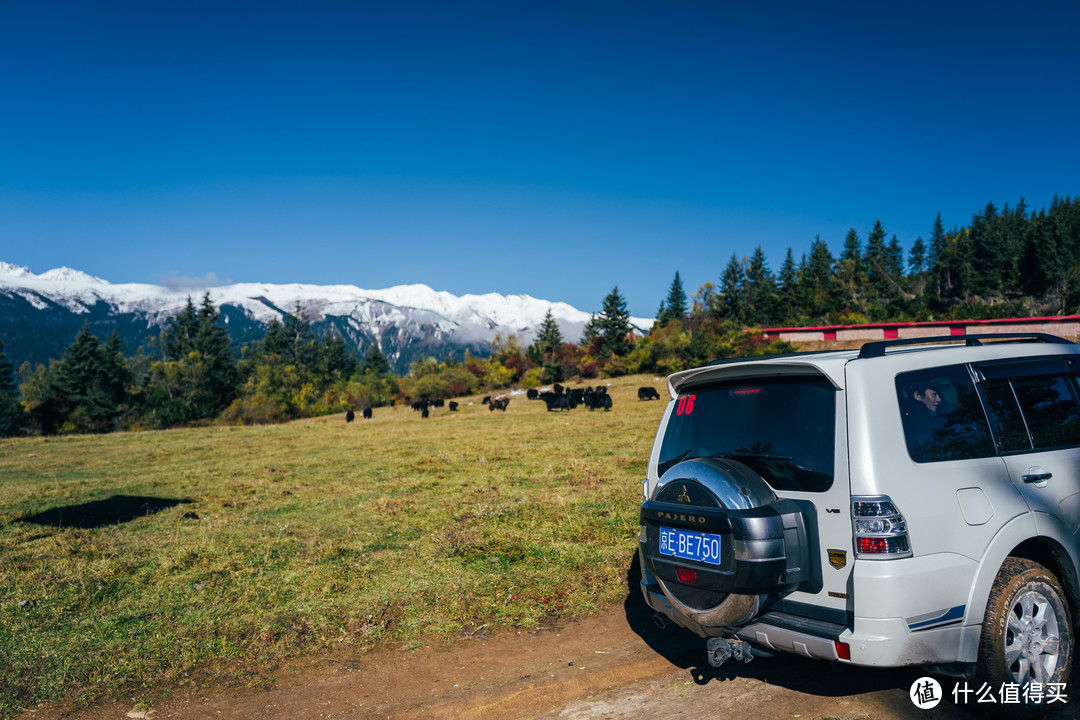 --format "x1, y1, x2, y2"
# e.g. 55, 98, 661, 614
903, 379, 950, 453
913, 383, 944, 416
